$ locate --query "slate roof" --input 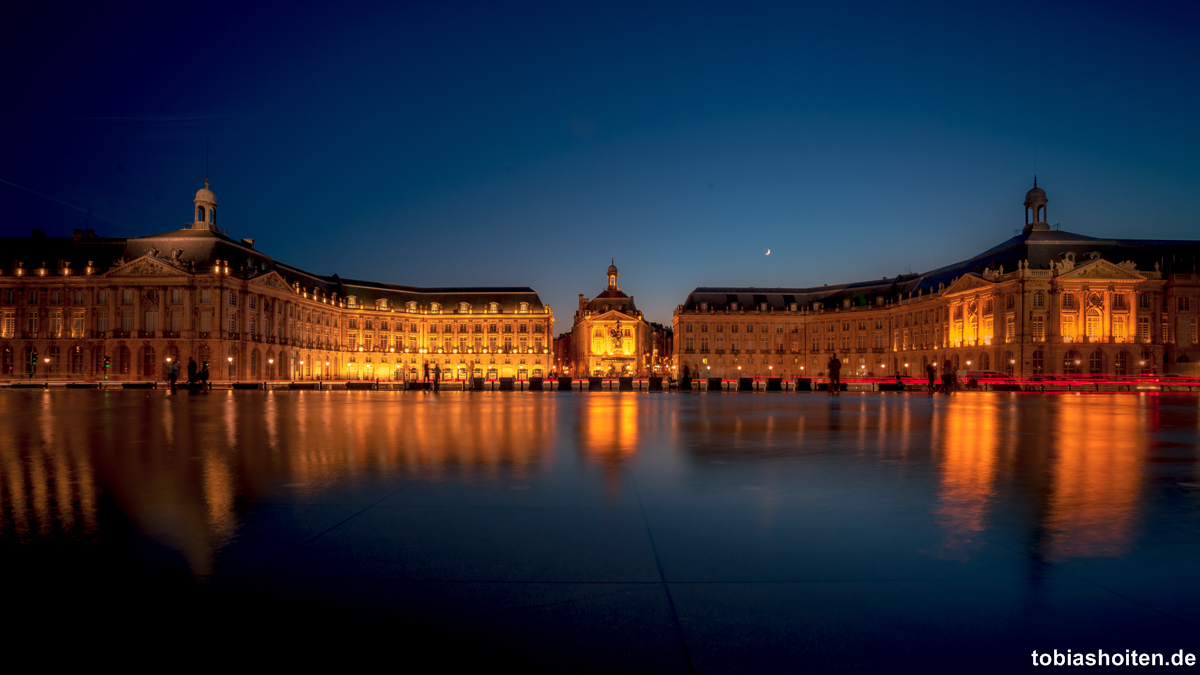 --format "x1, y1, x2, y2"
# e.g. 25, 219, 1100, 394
682, 229, 1200, 311
1, 227, 548, 312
